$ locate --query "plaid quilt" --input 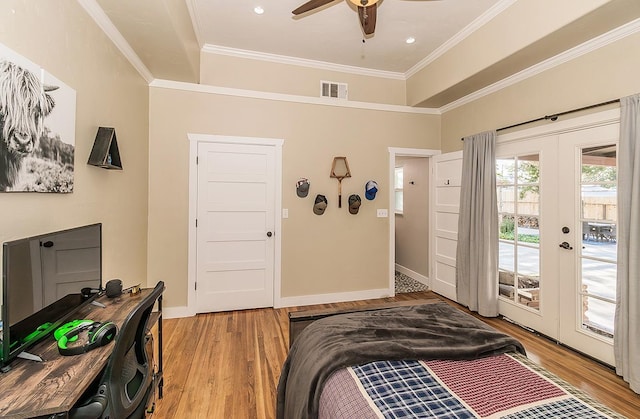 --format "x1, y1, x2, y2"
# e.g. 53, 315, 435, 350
319, 353, 625, 419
